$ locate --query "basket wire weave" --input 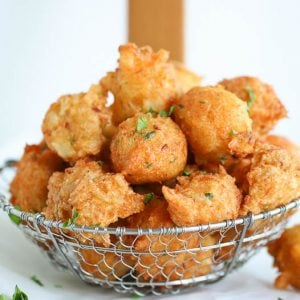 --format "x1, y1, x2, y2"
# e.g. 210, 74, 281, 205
0, 160, 299, 296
